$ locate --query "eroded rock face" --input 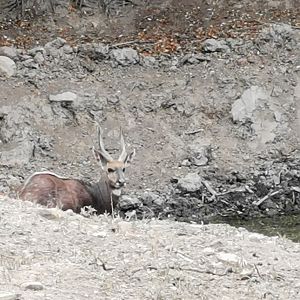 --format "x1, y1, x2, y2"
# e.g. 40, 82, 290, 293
231, 86, 268, 123
230, 85, 293, 148
0, 141, 34, 167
